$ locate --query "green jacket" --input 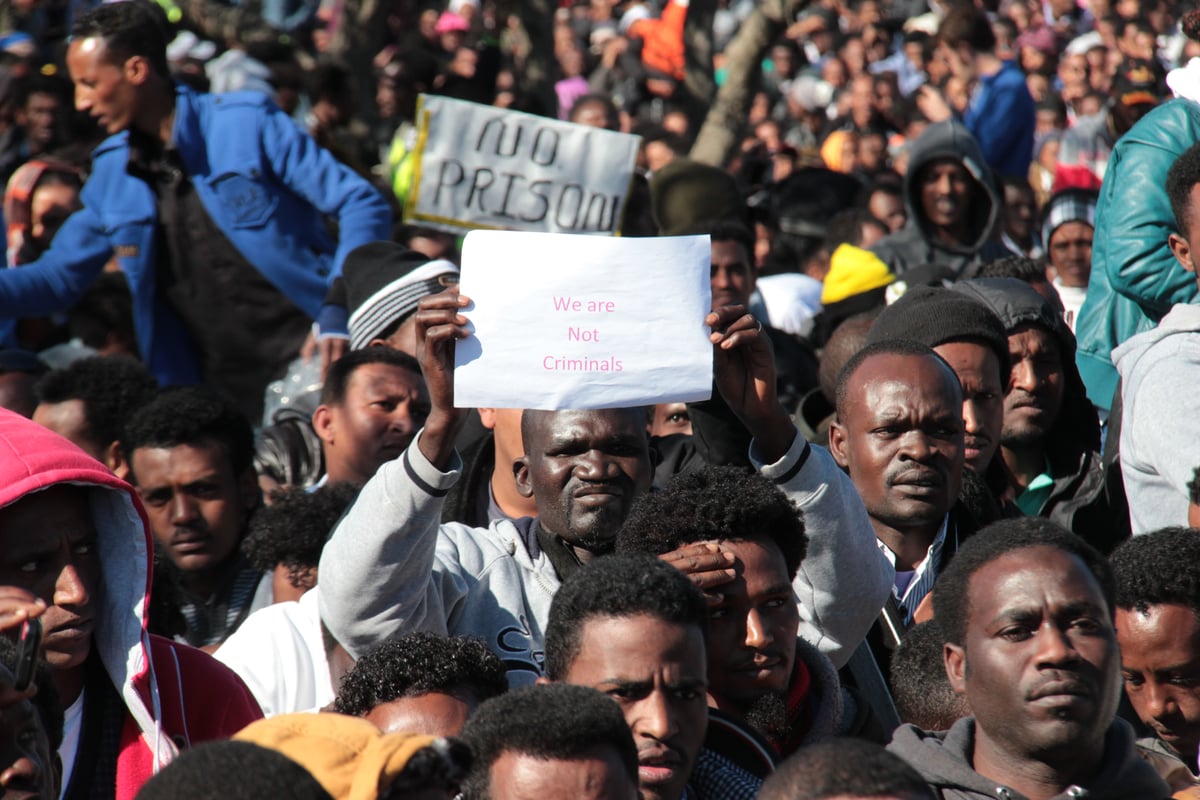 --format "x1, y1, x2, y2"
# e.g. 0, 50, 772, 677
1075, 99, 1200, 412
